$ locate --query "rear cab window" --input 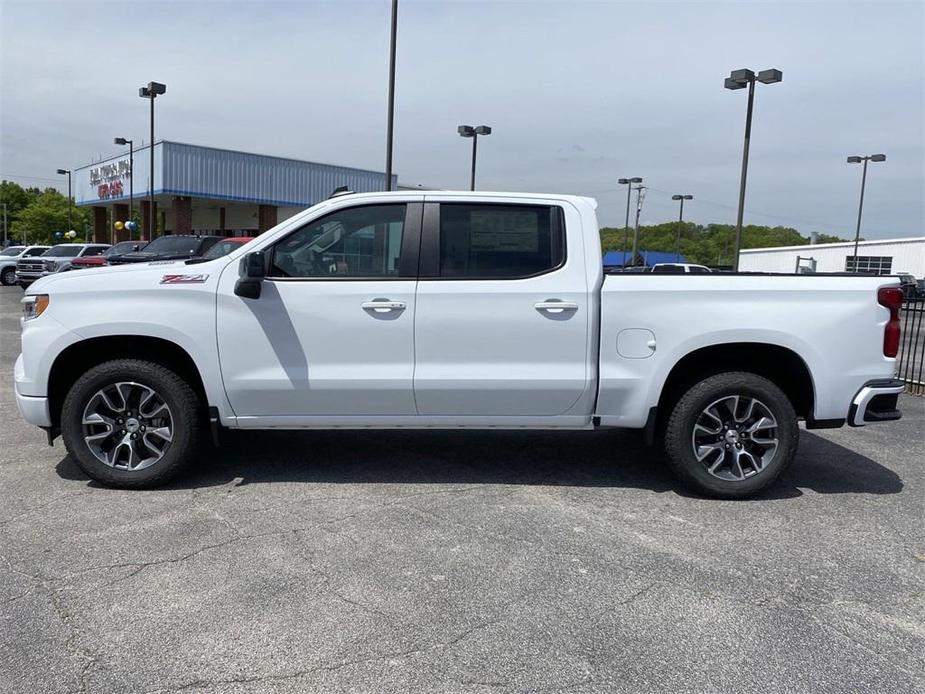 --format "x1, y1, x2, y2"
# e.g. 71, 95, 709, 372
434, 203, 565, 279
